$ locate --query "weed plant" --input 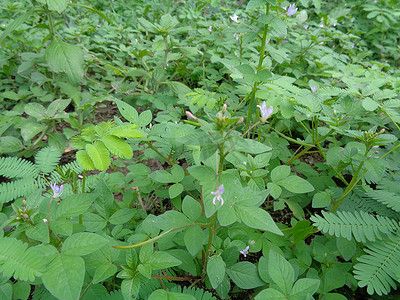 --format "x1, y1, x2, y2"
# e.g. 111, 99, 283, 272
0, 0, 400, 299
